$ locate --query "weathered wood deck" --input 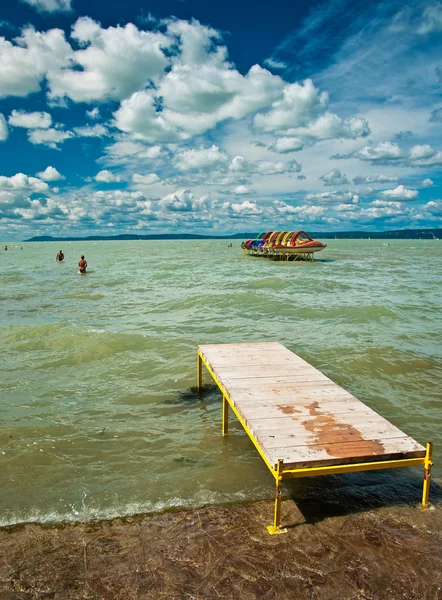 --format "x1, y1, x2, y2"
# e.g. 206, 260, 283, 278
197, 342, 432, 533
